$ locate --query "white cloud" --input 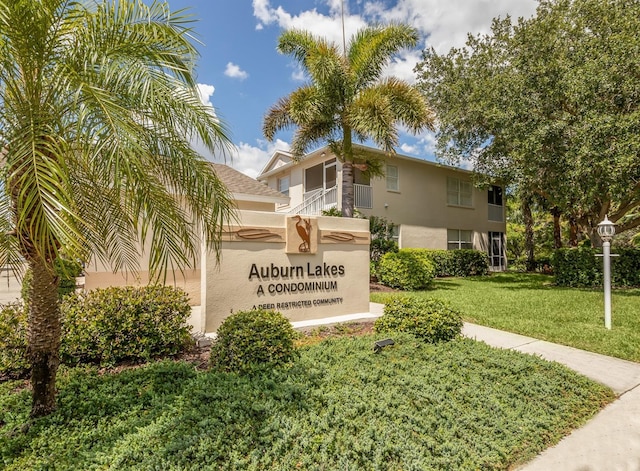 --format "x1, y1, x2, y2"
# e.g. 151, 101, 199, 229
364, 0, 537, 53
197, 83, 215, 109
291, 64, 306, 82
230, 139, 291, 178
400, 143, 419, 154
253, 0, 537, 79
252, 0, 538, 162
224, 62, 249, 80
